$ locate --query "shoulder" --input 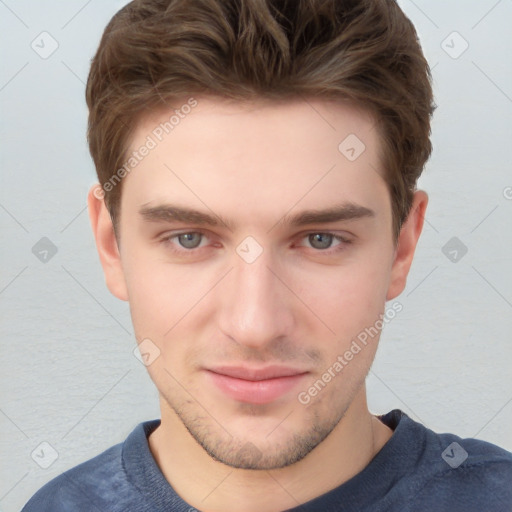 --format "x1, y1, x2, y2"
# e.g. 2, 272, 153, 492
21, 421, 157, 512
21, 442, 125, 512
415, 437, 512, 511
392, 412, 512, 511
